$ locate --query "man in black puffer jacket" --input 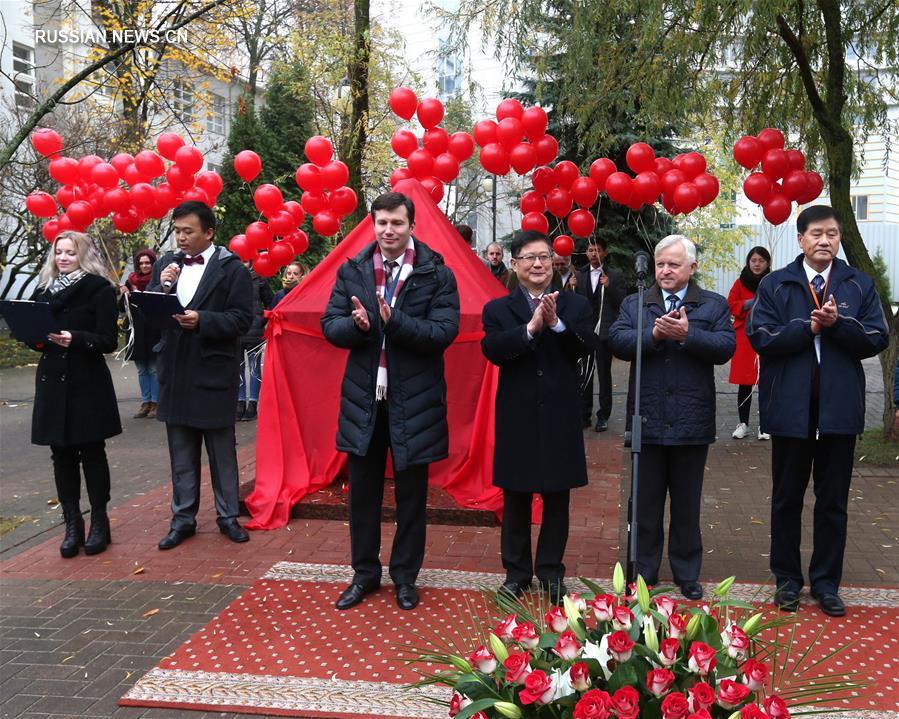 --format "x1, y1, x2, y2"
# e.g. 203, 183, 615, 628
610, 234, 735, 600
322, 192, 460, 612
